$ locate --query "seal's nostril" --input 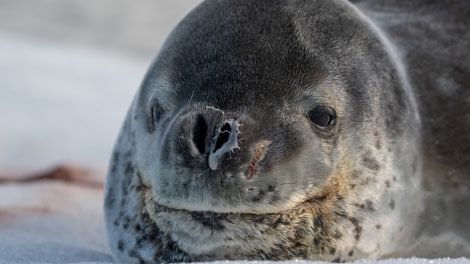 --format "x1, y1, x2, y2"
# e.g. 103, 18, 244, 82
214, 123, 231, 153
208, 120, 239, 171
193, 115, 208, 154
